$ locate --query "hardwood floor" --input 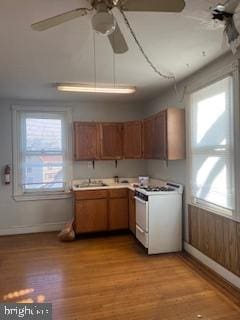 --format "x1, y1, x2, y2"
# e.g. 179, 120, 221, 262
0, 233, 239, 320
